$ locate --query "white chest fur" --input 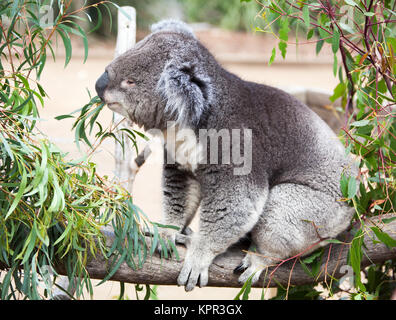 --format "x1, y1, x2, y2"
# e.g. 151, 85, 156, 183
163, 126, 204, 172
